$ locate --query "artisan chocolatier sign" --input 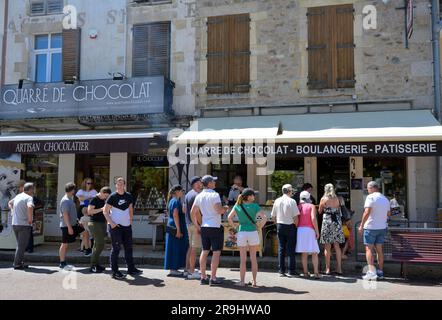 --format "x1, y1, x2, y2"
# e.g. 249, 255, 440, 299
182, 141, 442, 157
0, 76, 172, 120
0, 139, 154, 154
